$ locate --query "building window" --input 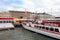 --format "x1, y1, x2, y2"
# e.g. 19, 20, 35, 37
20, 16, 23, 19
